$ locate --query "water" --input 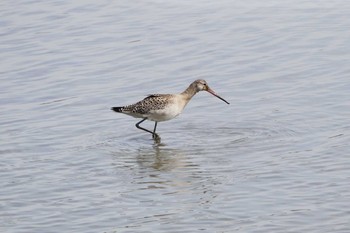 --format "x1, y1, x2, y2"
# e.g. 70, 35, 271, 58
1, 0, 350, 232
